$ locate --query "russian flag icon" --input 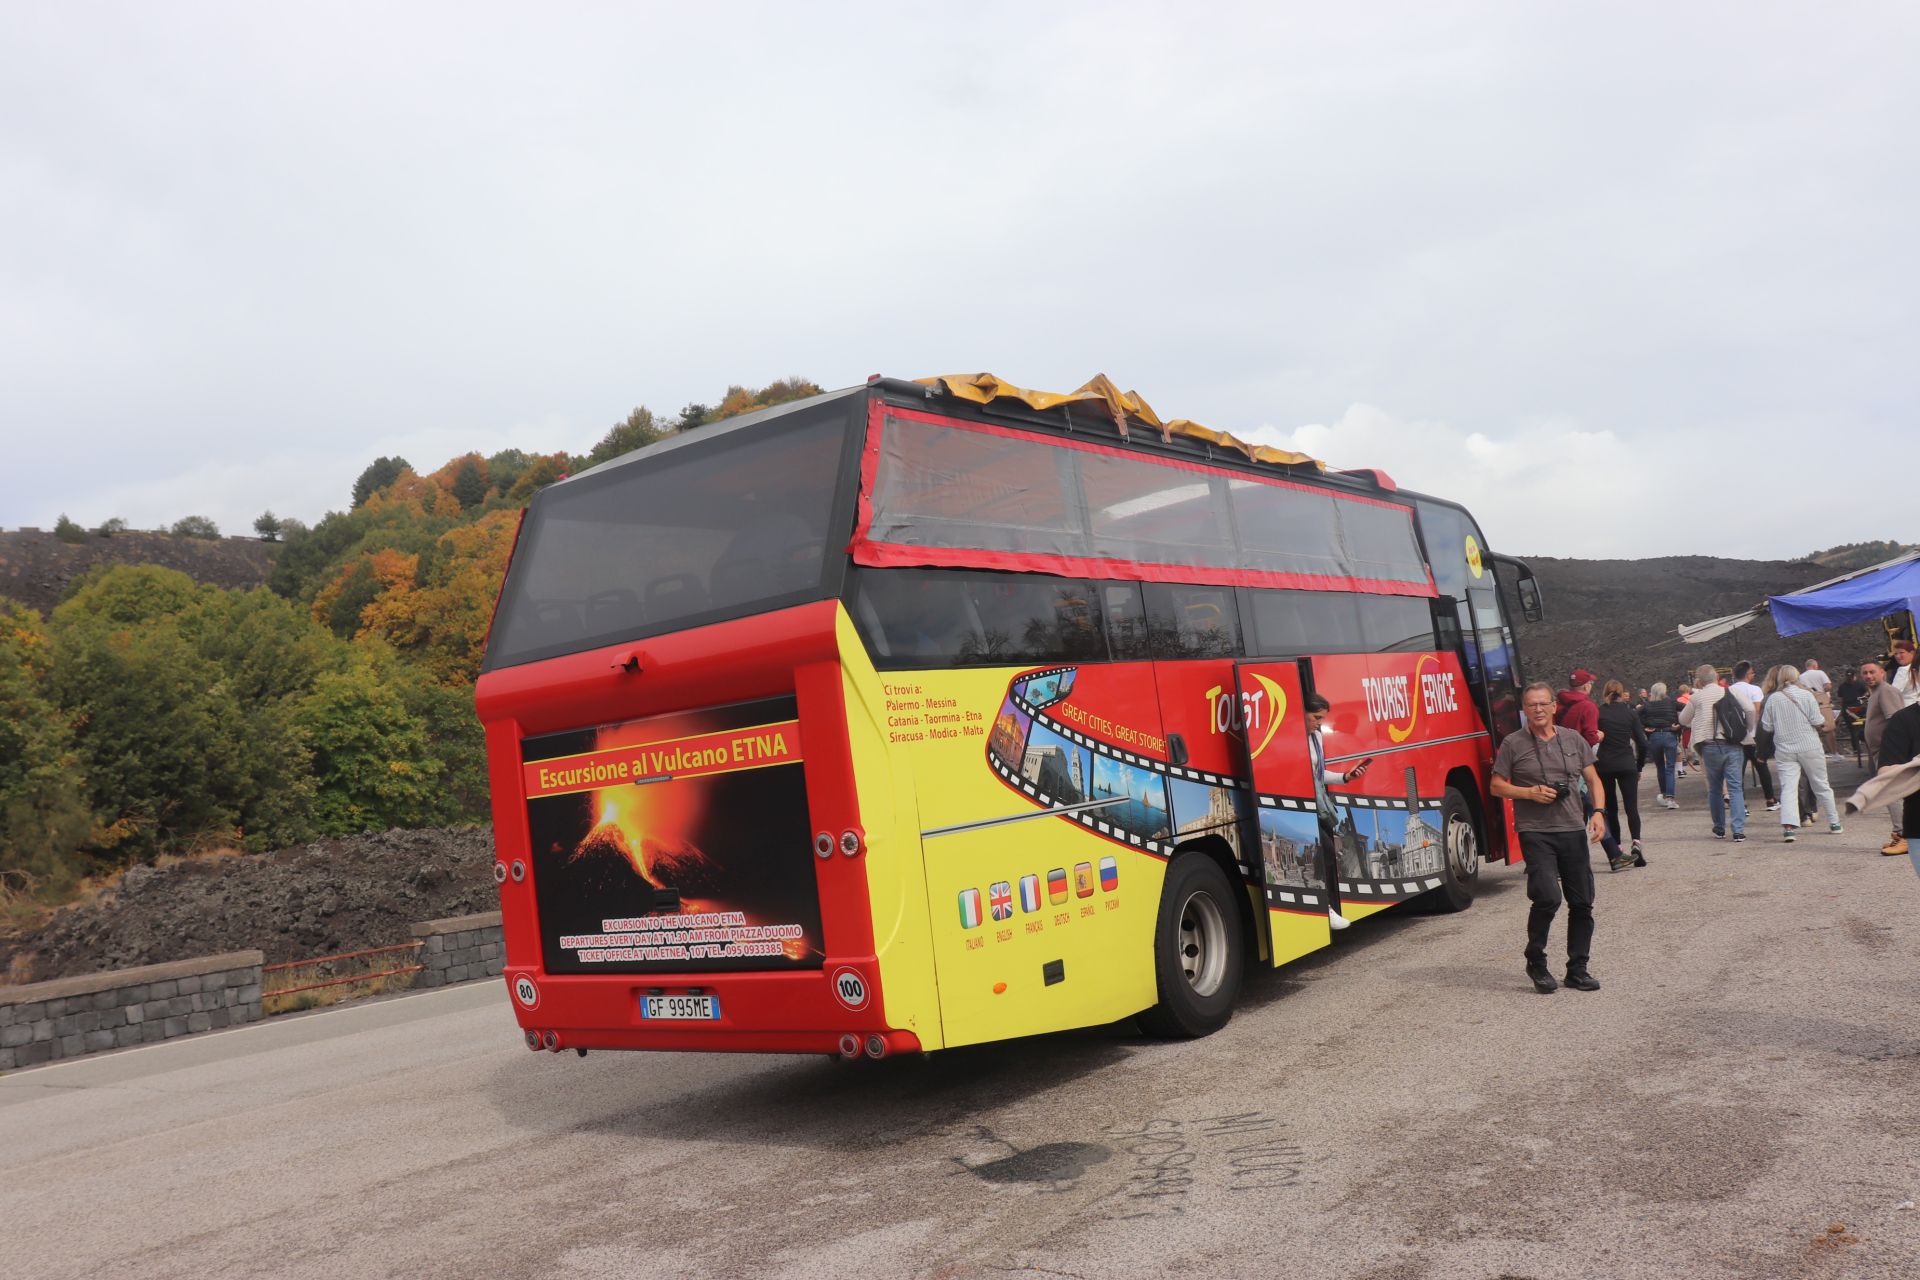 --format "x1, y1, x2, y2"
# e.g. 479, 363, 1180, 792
1019, 874, 1041, 912
1099, 856, 1118, 891
958, 888, 982, 929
